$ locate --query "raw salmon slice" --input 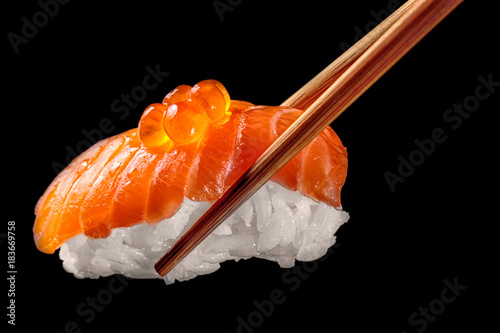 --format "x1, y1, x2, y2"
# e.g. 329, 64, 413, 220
34, 101, 347, 254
